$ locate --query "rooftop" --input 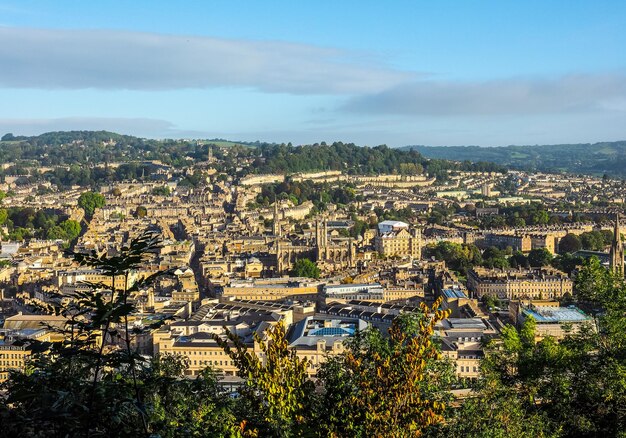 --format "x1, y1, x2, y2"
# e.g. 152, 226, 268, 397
443, 288, 468, 299
522, 306, 591, 323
